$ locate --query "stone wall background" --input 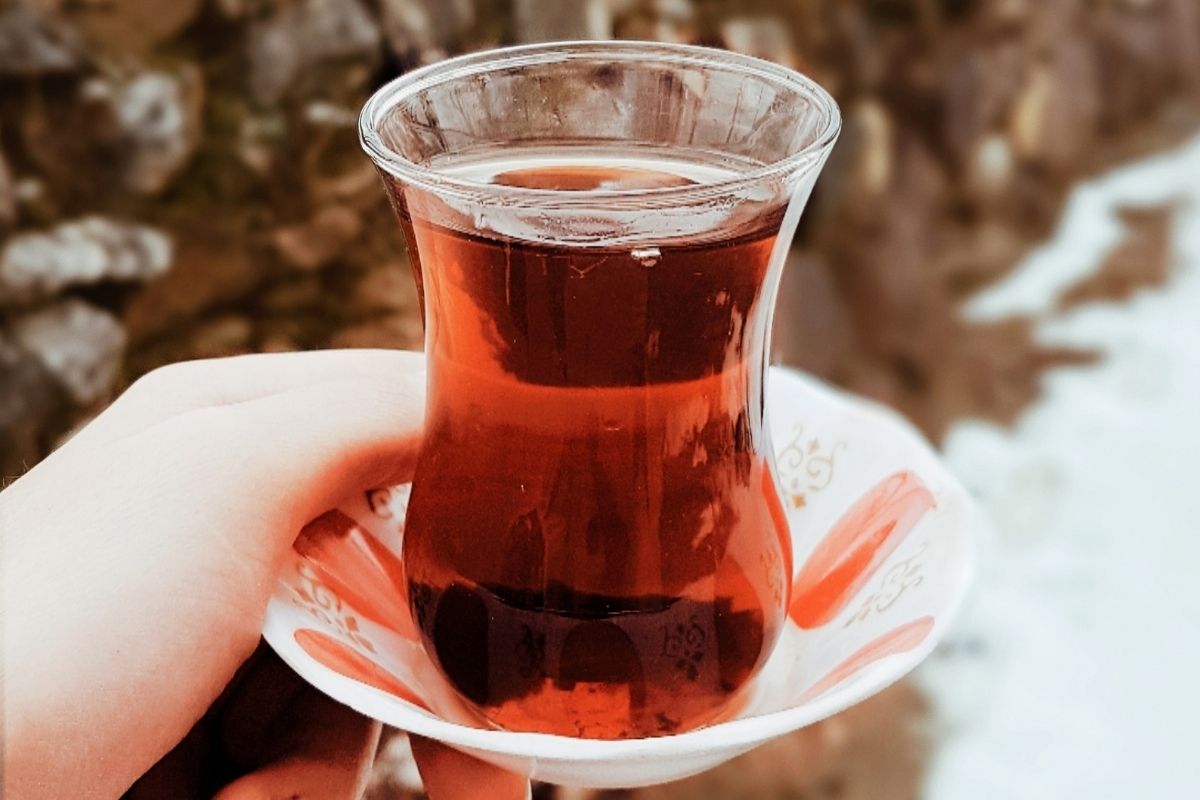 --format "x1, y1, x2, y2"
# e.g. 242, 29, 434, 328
3, 0, 1199, 477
